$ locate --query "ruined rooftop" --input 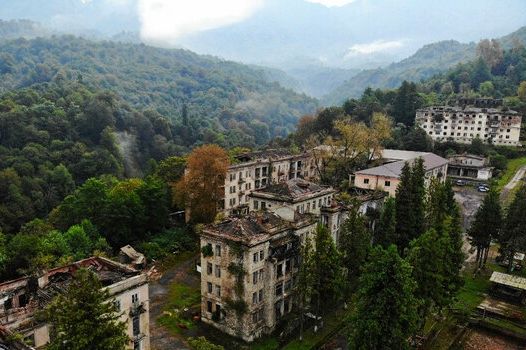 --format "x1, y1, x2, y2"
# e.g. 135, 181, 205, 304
251, 178, 333, 202
202, 211, 291, 245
